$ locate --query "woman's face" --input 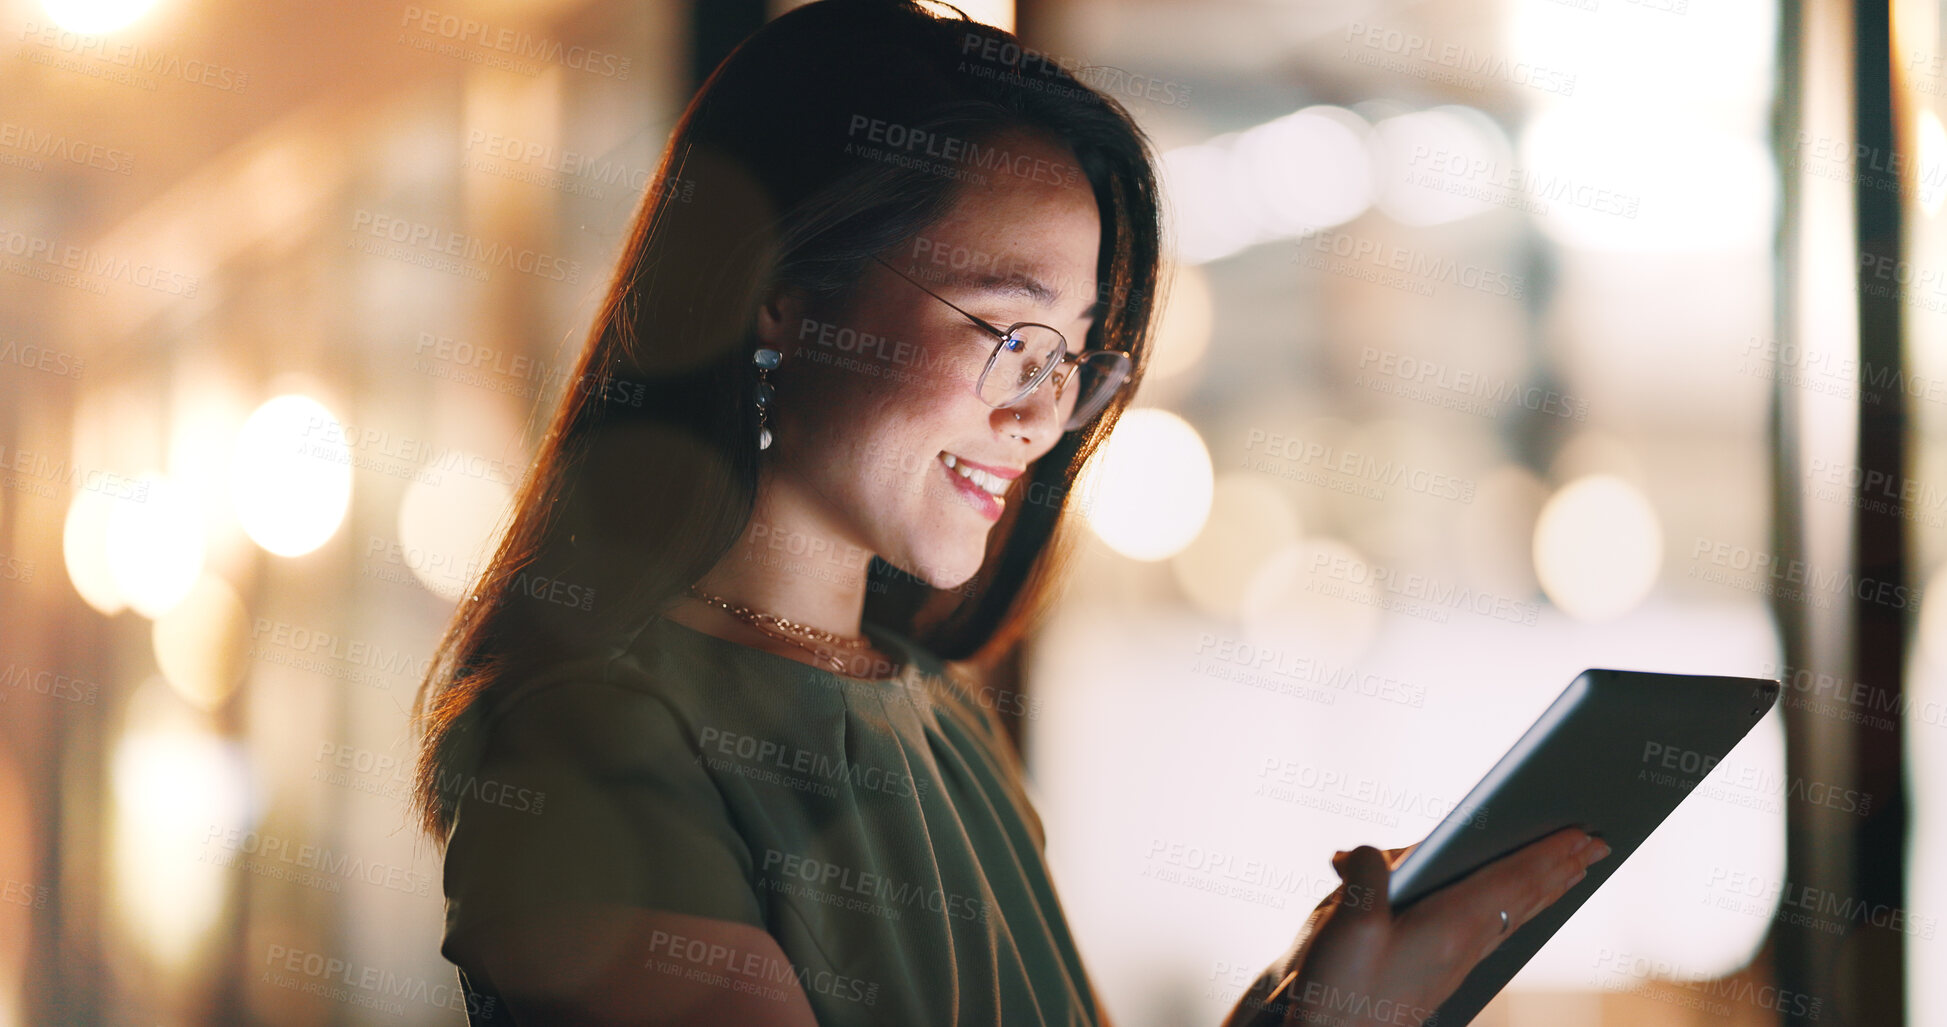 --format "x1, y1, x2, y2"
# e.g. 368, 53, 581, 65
762, 129, 1103, 591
